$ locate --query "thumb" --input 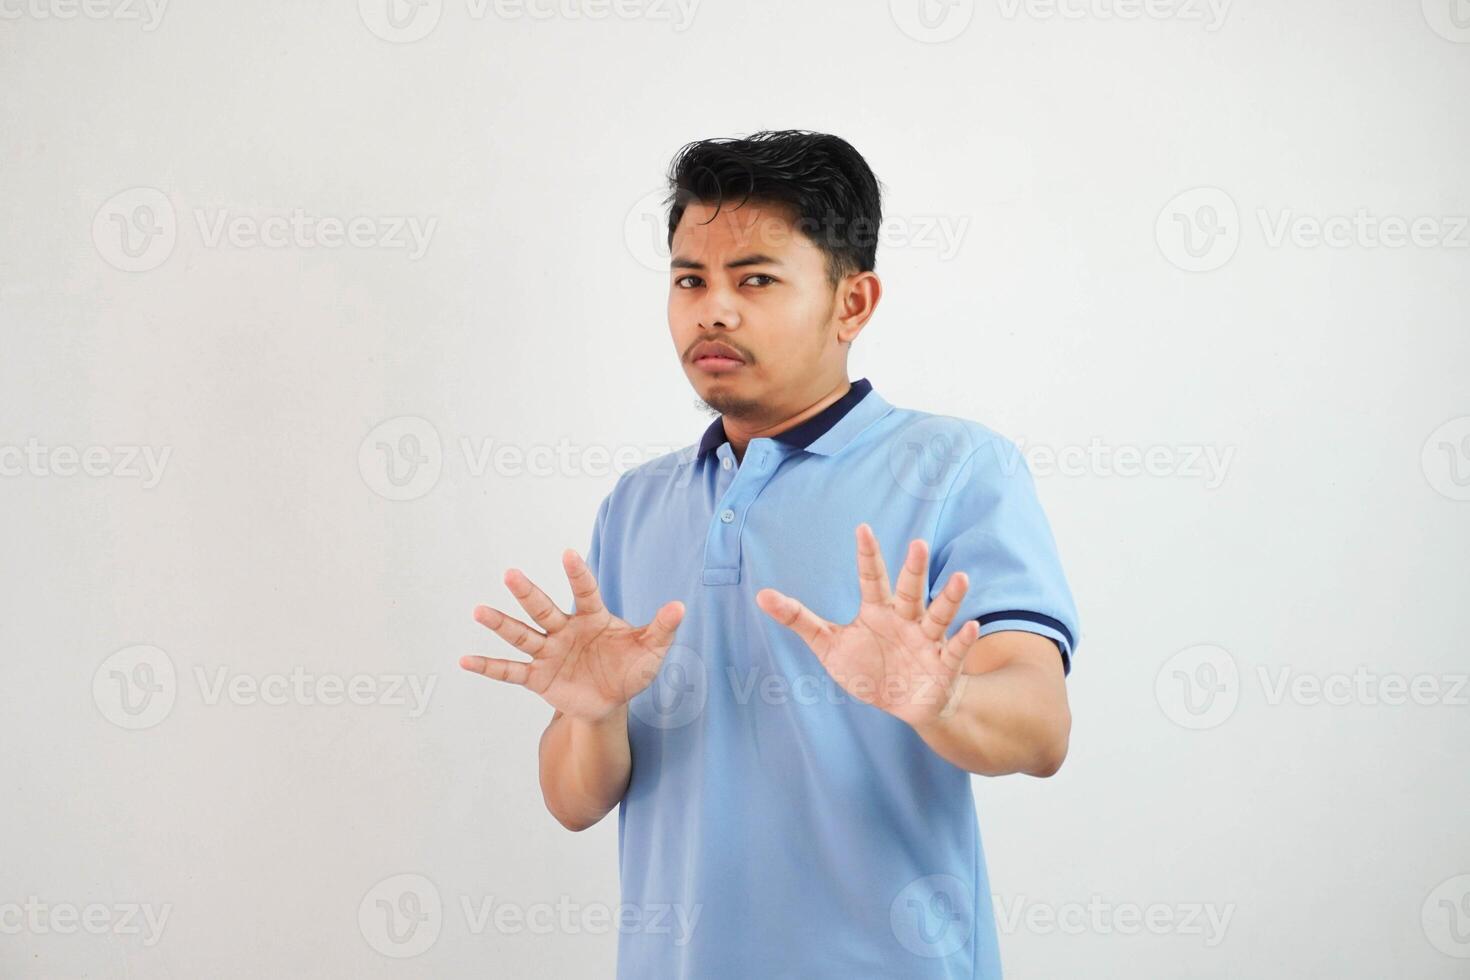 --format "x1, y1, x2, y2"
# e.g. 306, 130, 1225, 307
640, 599, 685, 651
